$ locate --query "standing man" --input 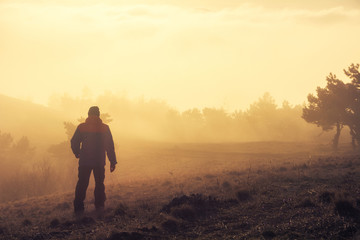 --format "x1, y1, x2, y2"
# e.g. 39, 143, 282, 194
71, 106, 117, 216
